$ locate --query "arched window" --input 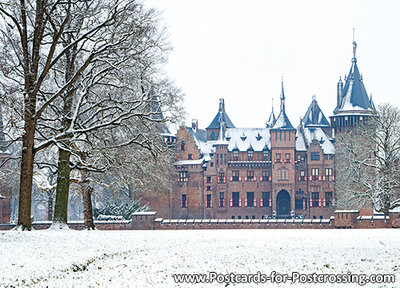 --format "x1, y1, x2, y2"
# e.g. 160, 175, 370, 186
210, 131, 216, 140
